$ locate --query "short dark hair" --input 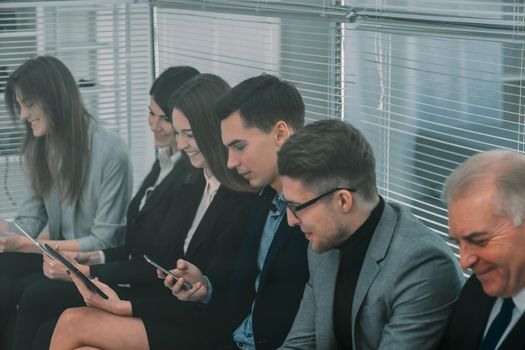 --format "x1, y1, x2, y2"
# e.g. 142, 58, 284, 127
278, 119, 377, 201
150, 66, 199, 120
169, 74, 252, 192
216, 74, 305, 132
